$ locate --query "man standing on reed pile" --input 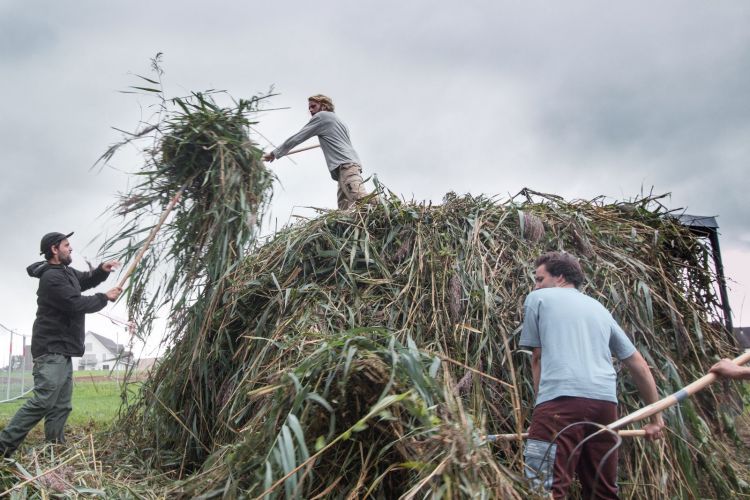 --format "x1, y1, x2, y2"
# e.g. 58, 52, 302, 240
263, 94, 370, 209
0, 232, 122, 457
520, 251, 665, 499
